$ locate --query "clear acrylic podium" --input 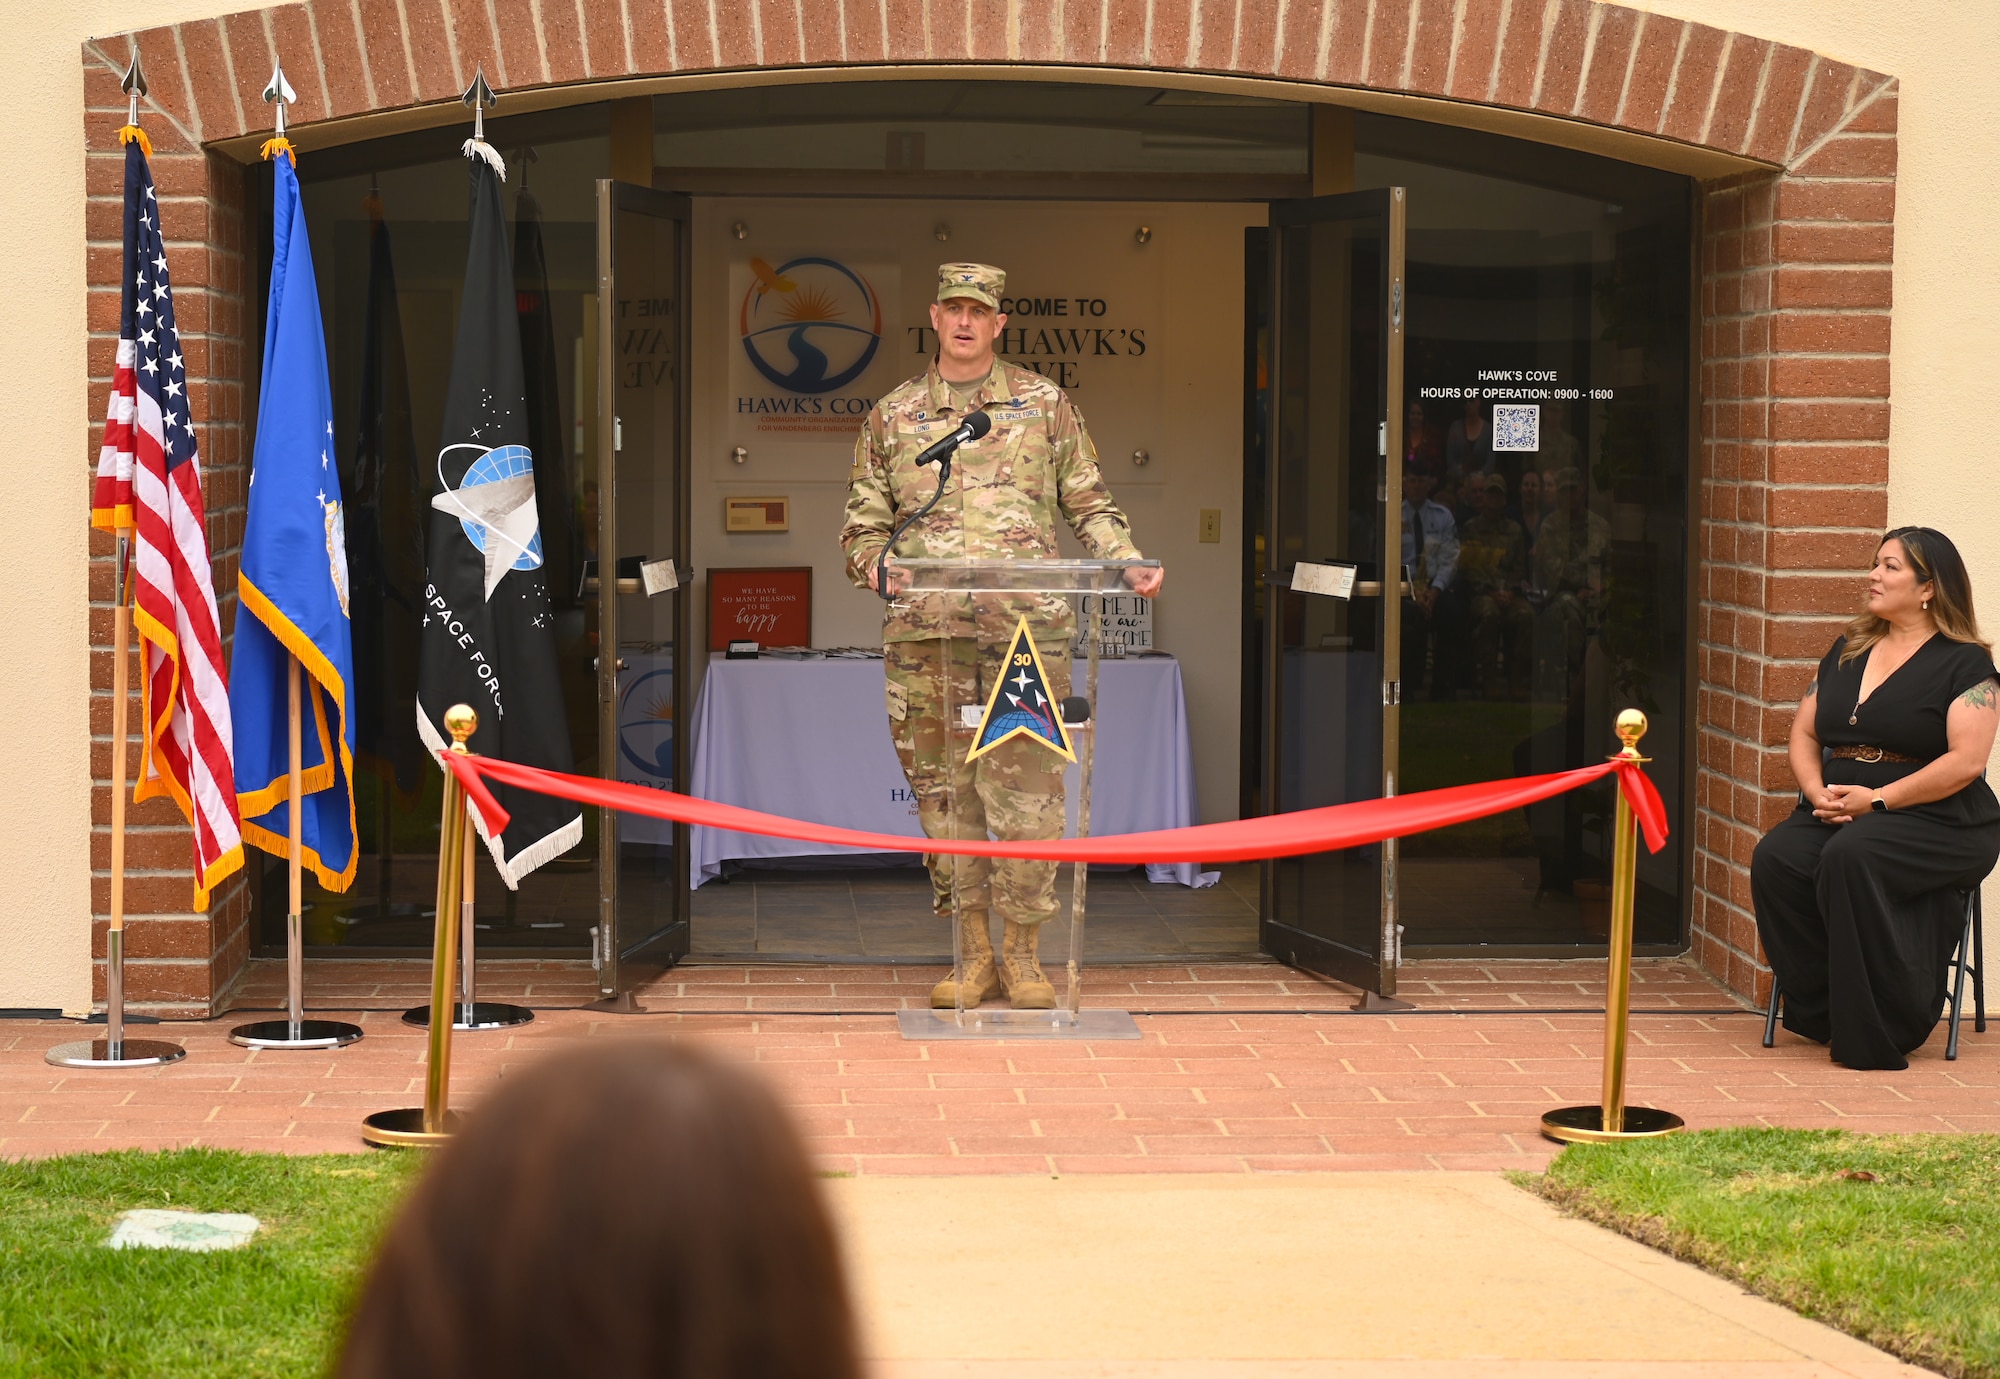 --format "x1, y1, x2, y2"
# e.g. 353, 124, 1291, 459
889, 557, 1159, 1042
